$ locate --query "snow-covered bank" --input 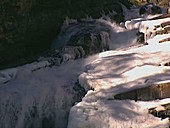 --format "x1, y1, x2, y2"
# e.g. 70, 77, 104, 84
79, 42, 170, 91
68, 41, 170, 127
68, 98, 170, 128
